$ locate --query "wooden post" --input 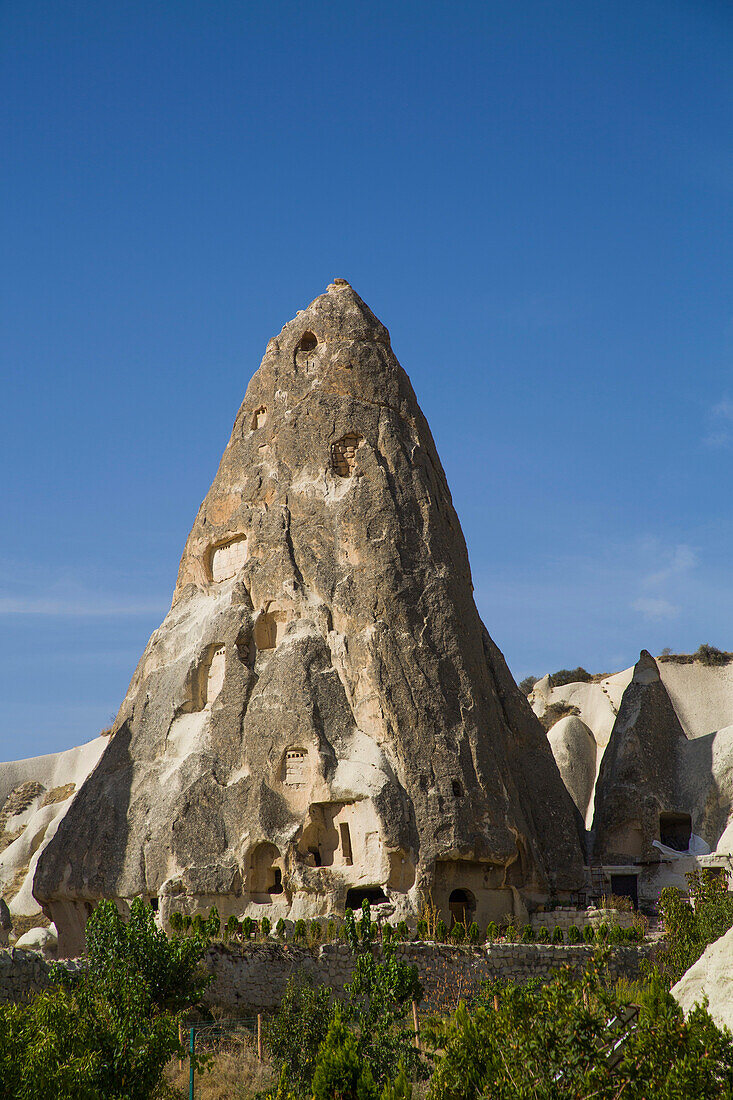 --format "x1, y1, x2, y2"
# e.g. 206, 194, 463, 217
412, 1001, 420, 1050
178, 1023, 184, 1072
494, 993, 500, 1012
257, 1013, 263, 1063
